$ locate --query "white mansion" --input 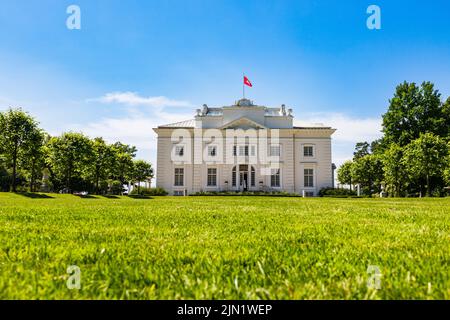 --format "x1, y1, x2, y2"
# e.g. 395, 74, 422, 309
153, 98, 336, 196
